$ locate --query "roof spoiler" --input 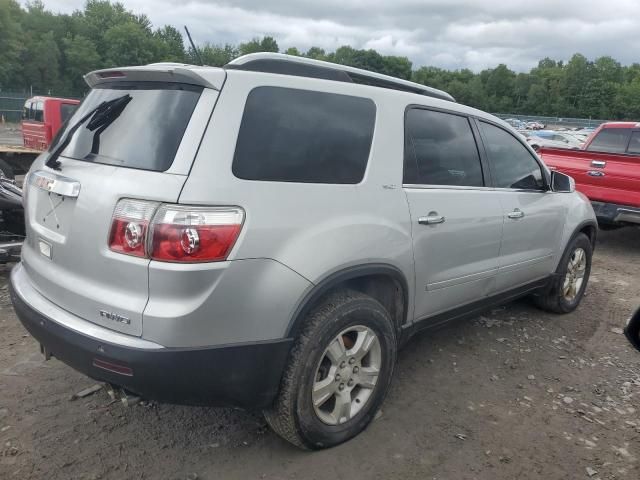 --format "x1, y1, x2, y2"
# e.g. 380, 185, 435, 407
84, 64, 226, 90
